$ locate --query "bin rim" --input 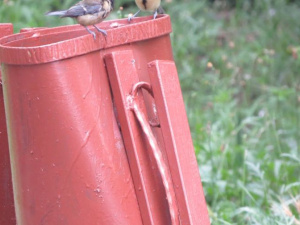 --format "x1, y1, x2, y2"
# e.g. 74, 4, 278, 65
0, 23, 13, 81
0, 15, 172, 65
0, 23, 13, 38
